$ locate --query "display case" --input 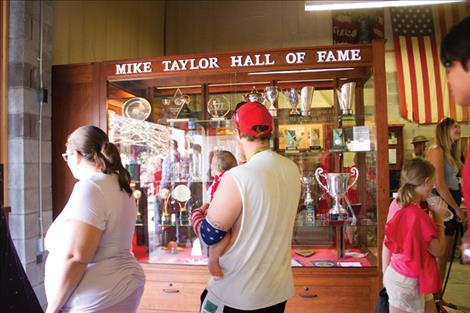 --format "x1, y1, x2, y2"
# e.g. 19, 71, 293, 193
52, 40, 389, 312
